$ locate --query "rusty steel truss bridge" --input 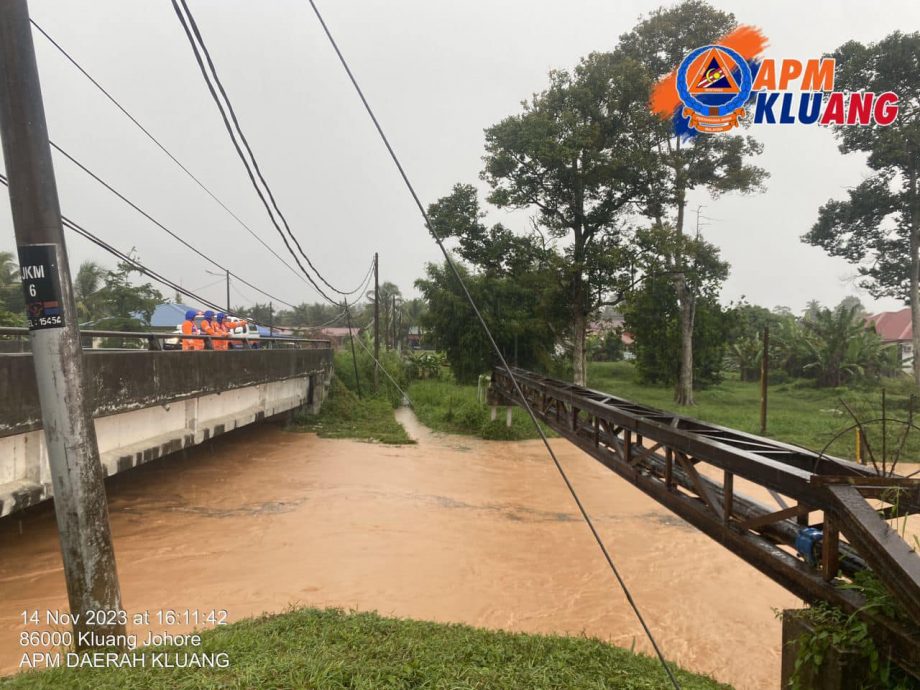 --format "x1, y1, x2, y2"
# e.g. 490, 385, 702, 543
490, 366, 920, 676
